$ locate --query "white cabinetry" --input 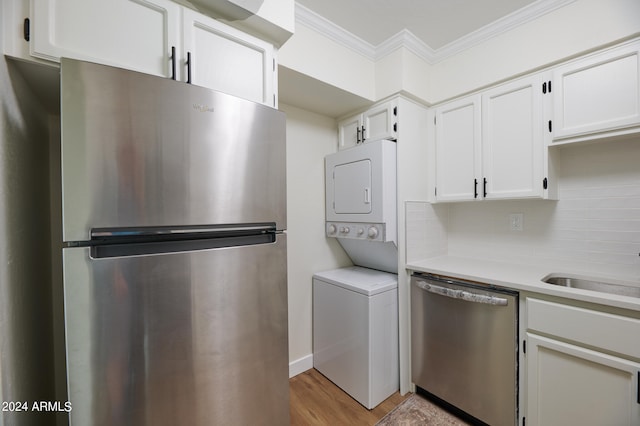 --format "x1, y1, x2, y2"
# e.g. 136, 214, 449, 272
482, 74, 547, 199
30, 0, 180, 78
433, 74, 553, 202
434, 95, 481, 201
525, 298, 640, 426
182, 9, 275, 106
338, 101, 398, 150
28, 0, 276, 106
552, 39, 640, 143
